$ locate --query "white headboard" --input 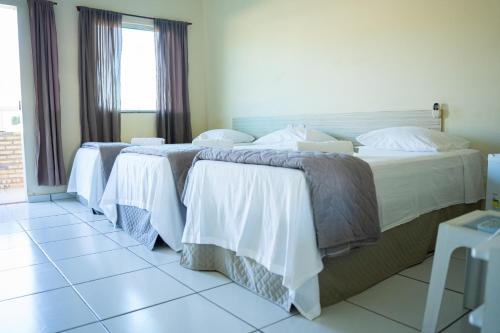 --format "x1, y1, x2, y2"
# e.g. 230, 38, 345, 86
232, 106, 442, 142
